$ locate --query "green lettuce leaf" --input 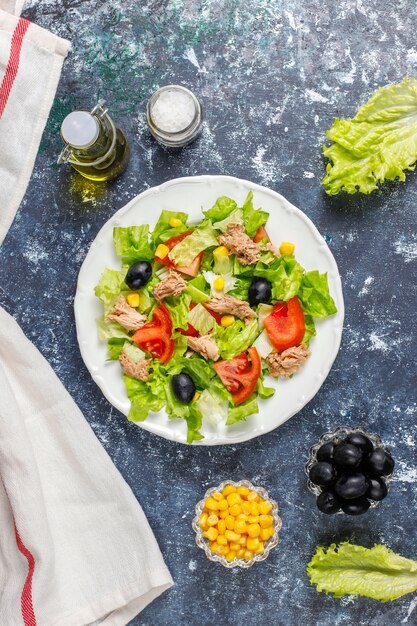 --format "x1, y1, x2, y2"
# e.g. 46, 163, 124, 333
163, 292, 191, 330
307, 542, 417, 602
164, 377, 204, 443
203, 196, 238, 222
187, 303, 216, 335
213, 252, 232, 275
97, 317, 130, 341
270, 257, 305, 301
107, 338, 126, 360
152, 210, 189, 243
298, 271, 337, 318
94, 268, 127, 314
125, 369, 166, 422
165, 355, 215, 389
213, 208, 244, 232
228, 277, 251, 301
322, 77, 417, 195
113, 225, 155, 263
195, 387, 229, 426
241, 191, 269, 238
215, 319, 259, 359
302, 314, 316, 346
226, 396, 259, 425
257, 373, 275, 399
185, 275, 211, 303
168, 224, 218, 266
